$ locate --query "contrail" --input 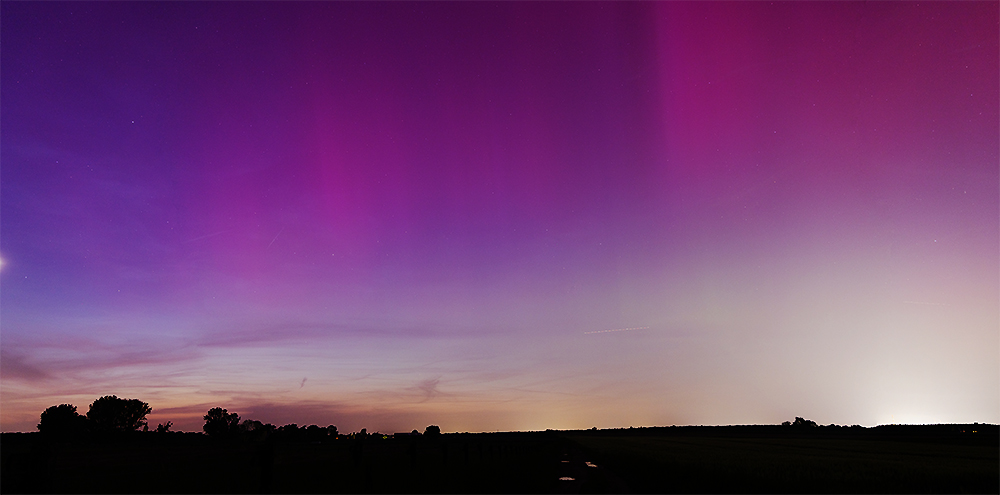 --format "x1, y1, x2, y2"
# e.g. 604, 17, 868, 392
267, 226, 285, 250
182, 230, 230, 243
584, 326, 650, 335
